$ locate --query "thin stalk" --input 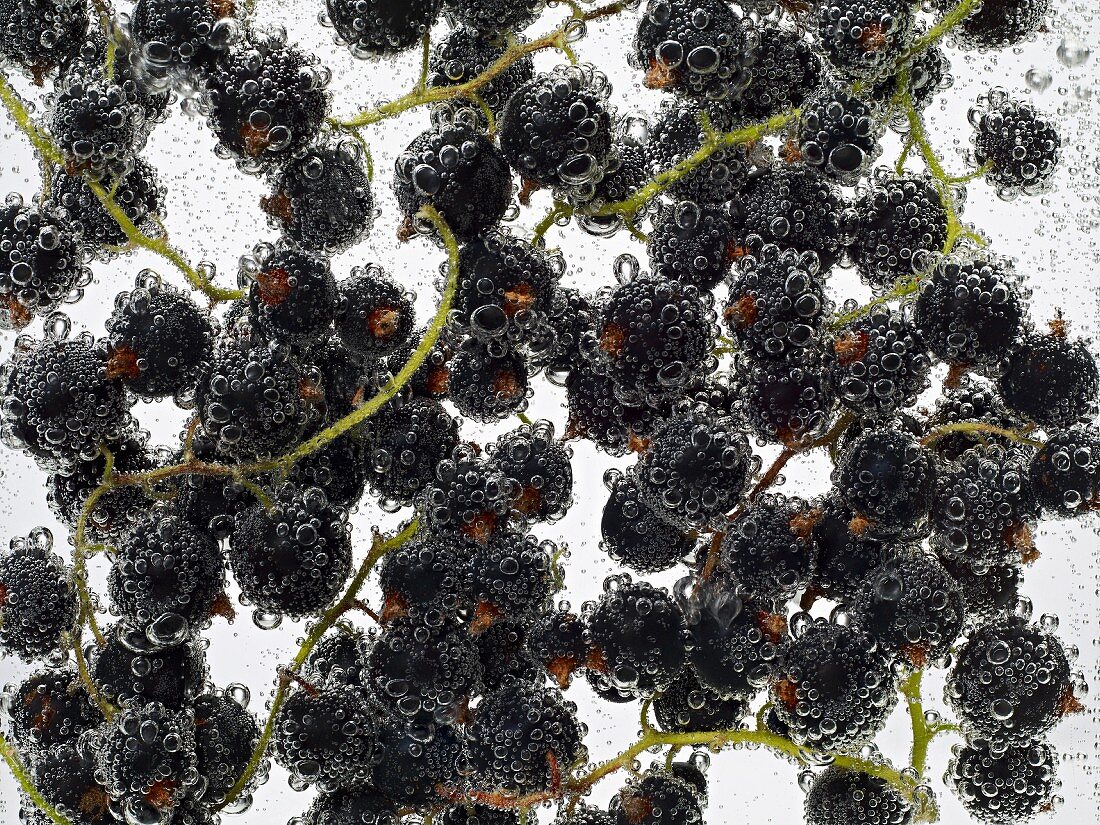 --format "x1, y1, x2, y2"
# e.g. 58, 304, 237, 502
0, 733, 73, 825
920, 421, 1043, 449
336, 3, 632, 130
216, 518, 421, 810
